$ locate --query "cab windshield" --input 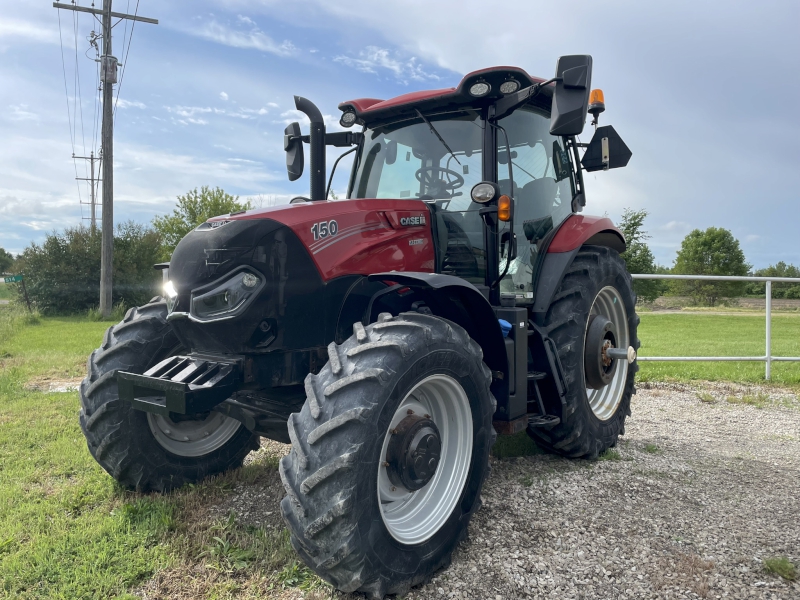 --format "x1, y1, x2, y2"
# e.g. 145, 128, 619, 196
350, 109, 482, 211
